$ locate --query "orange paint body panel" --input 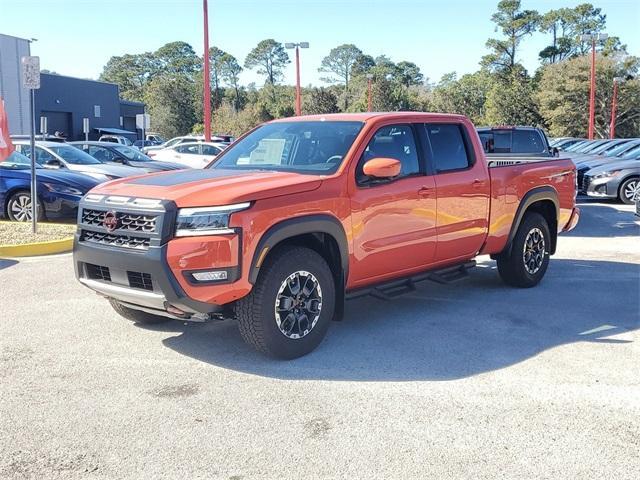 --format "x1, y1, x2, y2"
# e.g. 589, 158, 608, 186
78, 112, 579, 311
